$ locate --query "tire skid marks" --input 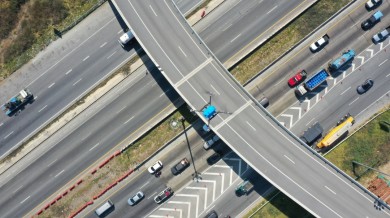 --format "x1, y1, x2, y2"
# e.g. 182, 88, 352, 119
277, 38, 390, 129
148, 154, 247, 218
